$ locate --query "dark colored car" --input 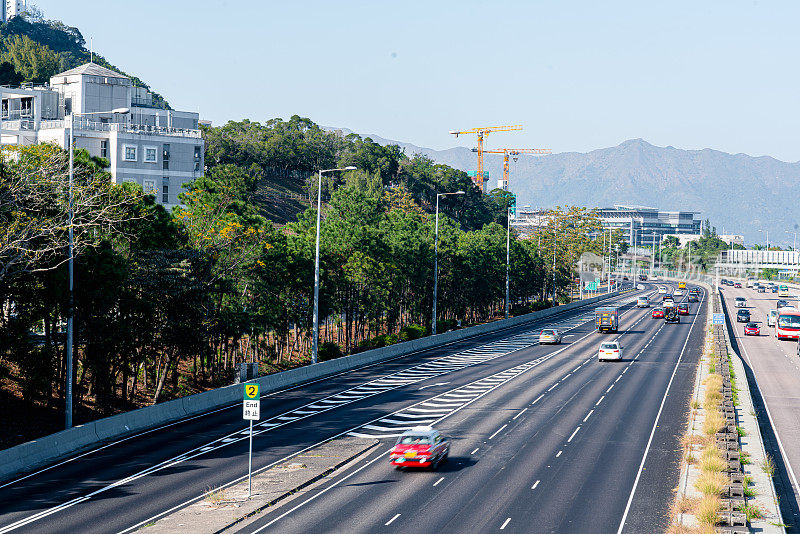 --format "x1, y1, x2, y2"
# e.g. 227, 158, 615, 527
772, 286, 779, 293
736, 309, 751, 323
652, 307, 665, 318
777, 300, 790, 309
744, 322, 760, 336
663, 295, 673, 302
678, 303, 689, 315
390, 426, 450, 470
